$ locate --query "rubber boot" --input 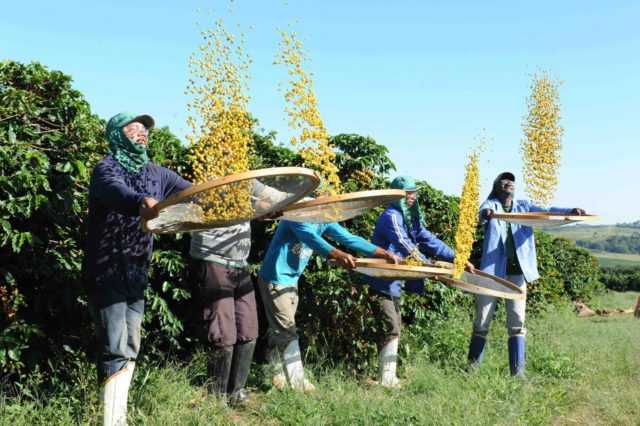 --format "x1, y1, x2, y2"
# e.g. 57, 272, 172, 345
283, 339, 315, 392
508, 336, 526, 378
102, 361, 135, 426
378, 337, 401, 389
266, 345, 287, 390
208, 347, 233, 396
227, 340, 256, 405
467, 335, 487, 368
